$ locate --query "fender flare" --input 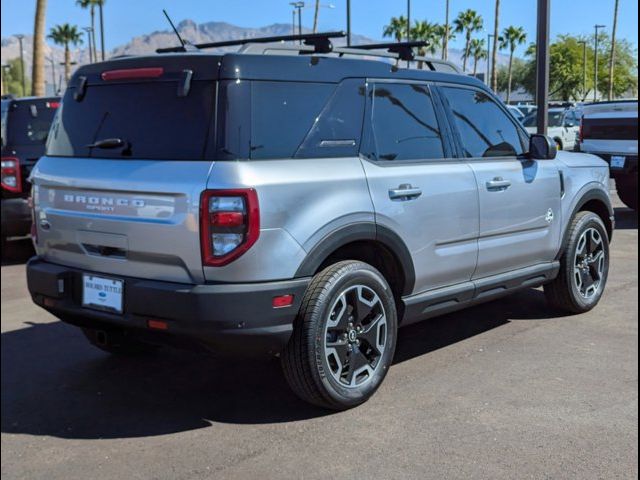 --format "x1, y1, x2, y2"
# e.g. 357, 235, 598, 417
556, 188, 614, 260
295, 222, 416, 296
